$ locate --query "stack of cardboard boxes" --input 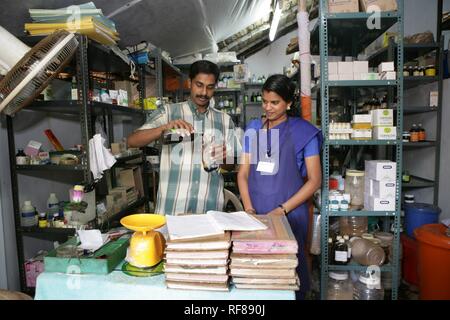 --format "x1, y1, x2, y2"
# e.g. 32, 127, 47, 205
328, 0, 397, 13
364, 160, 397, 211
